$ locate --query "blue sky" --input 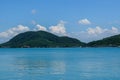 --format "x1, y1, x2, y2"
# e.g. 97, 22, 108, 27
0, 0, 120, 43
